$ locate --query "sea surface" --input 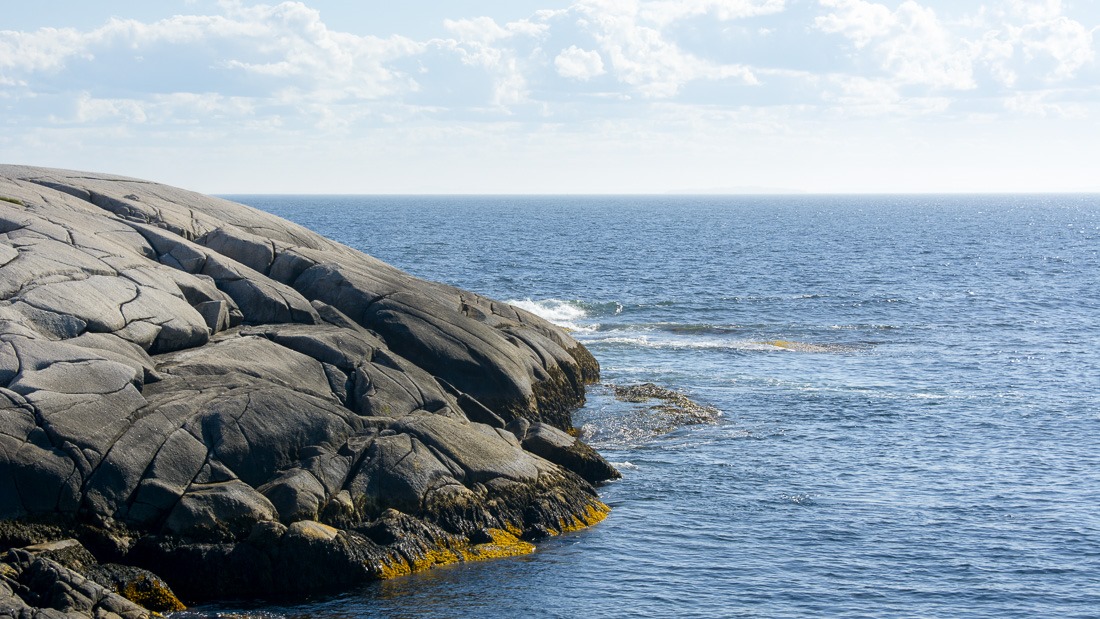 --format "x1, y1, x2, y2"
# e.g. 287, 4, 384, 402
203, 194, 1099, 618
